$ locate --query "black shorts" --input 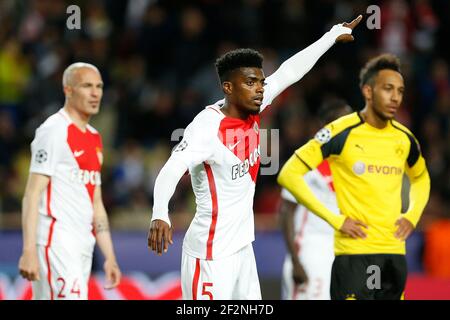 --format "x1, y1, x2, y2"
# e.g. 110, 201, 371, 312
330, 254, 407, 300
